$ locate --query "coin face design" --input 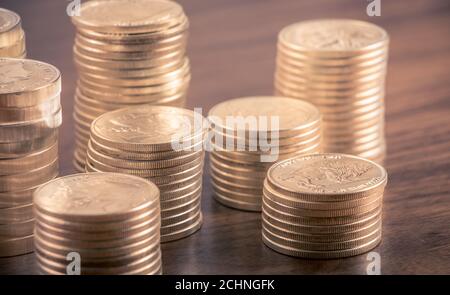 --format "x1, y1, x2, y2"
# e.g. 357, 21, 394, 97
268, 154, 387, 195
0, 59, 60, 94
34, 173, 159, 217
73, 0, 183, 28
280, 19, 388, 51
208, 96, 320, 132
92, 106, 204, 145
0, 8, 20, 33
